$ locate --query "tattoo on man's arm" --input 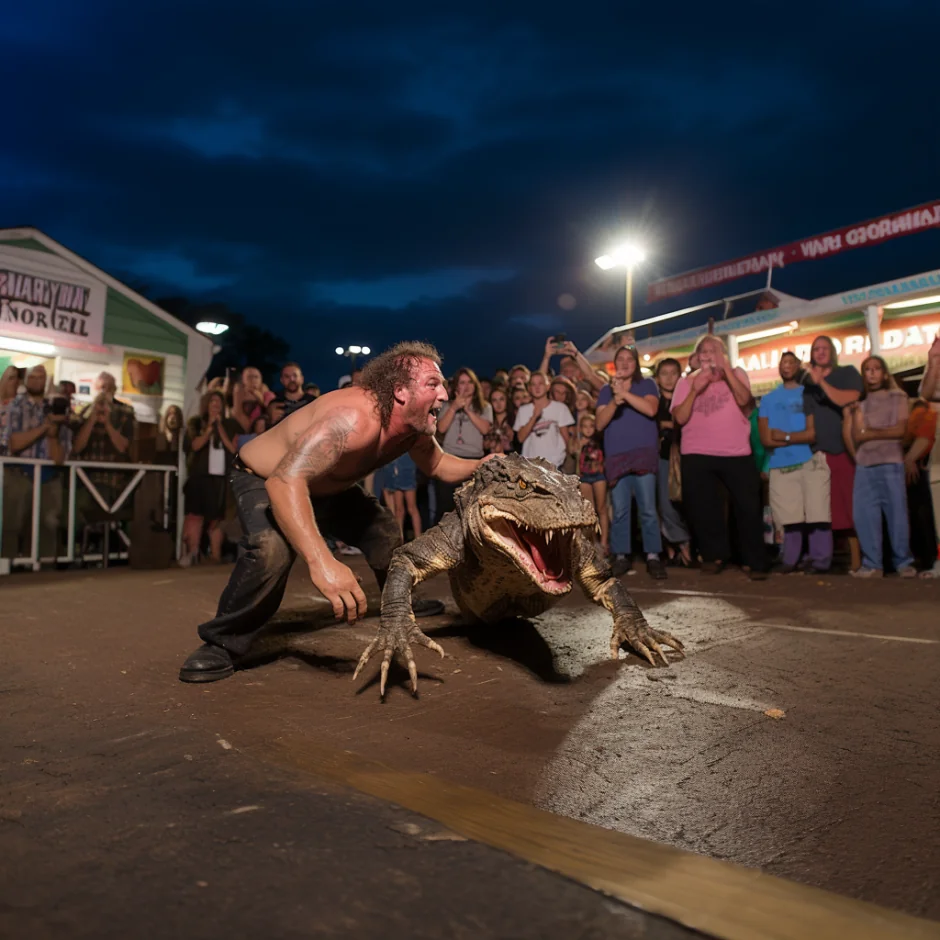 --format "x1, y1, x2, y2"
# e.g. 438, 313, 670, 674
269, 417, 354, 483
